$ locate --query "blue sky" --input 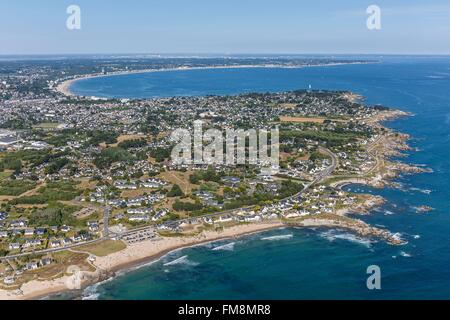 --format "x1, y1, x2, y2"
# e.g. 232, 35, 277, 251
1, 0, 449, 55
